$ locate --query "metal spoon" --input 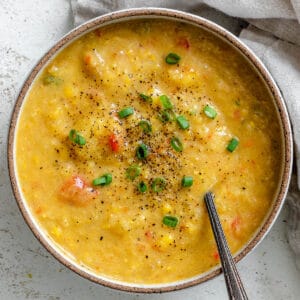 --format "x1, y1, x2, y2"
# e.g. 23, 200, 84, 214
204, 192, 248, 300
